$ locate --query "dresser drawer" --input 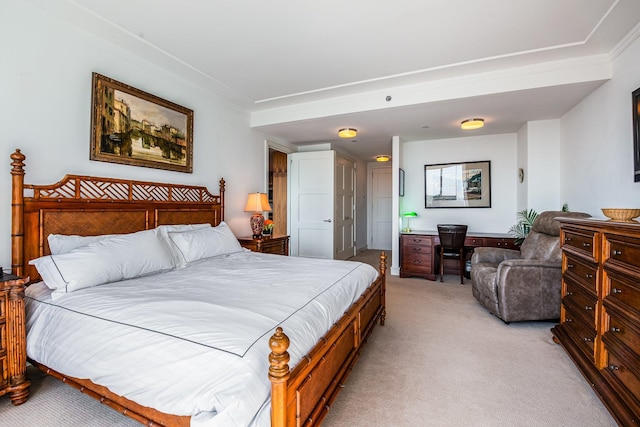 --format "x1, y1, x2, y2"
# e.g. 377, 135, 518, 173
401, 253, 431, 271
605, 316, 640, 355
563, 286, 597, 326
562, 227, 598, 262
605, 233, 640, 272
605, 272, 640, 314
562, 304, 596, 362
464, 237, 484, 246
563, 254, 598, 294
402, 235, 432, 251
484, 238, 517, 249
603, 351, 640, 403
